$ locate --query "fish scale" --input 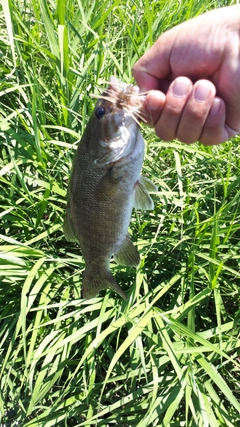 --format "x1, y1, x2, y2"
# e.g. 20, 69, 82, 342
64, 77, 157, 300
